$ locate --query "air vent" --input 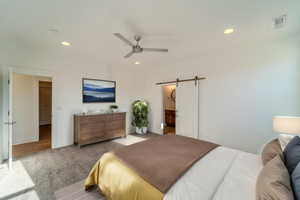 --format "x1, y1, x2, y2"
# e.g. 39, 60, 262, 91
273, 15, 287, 29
